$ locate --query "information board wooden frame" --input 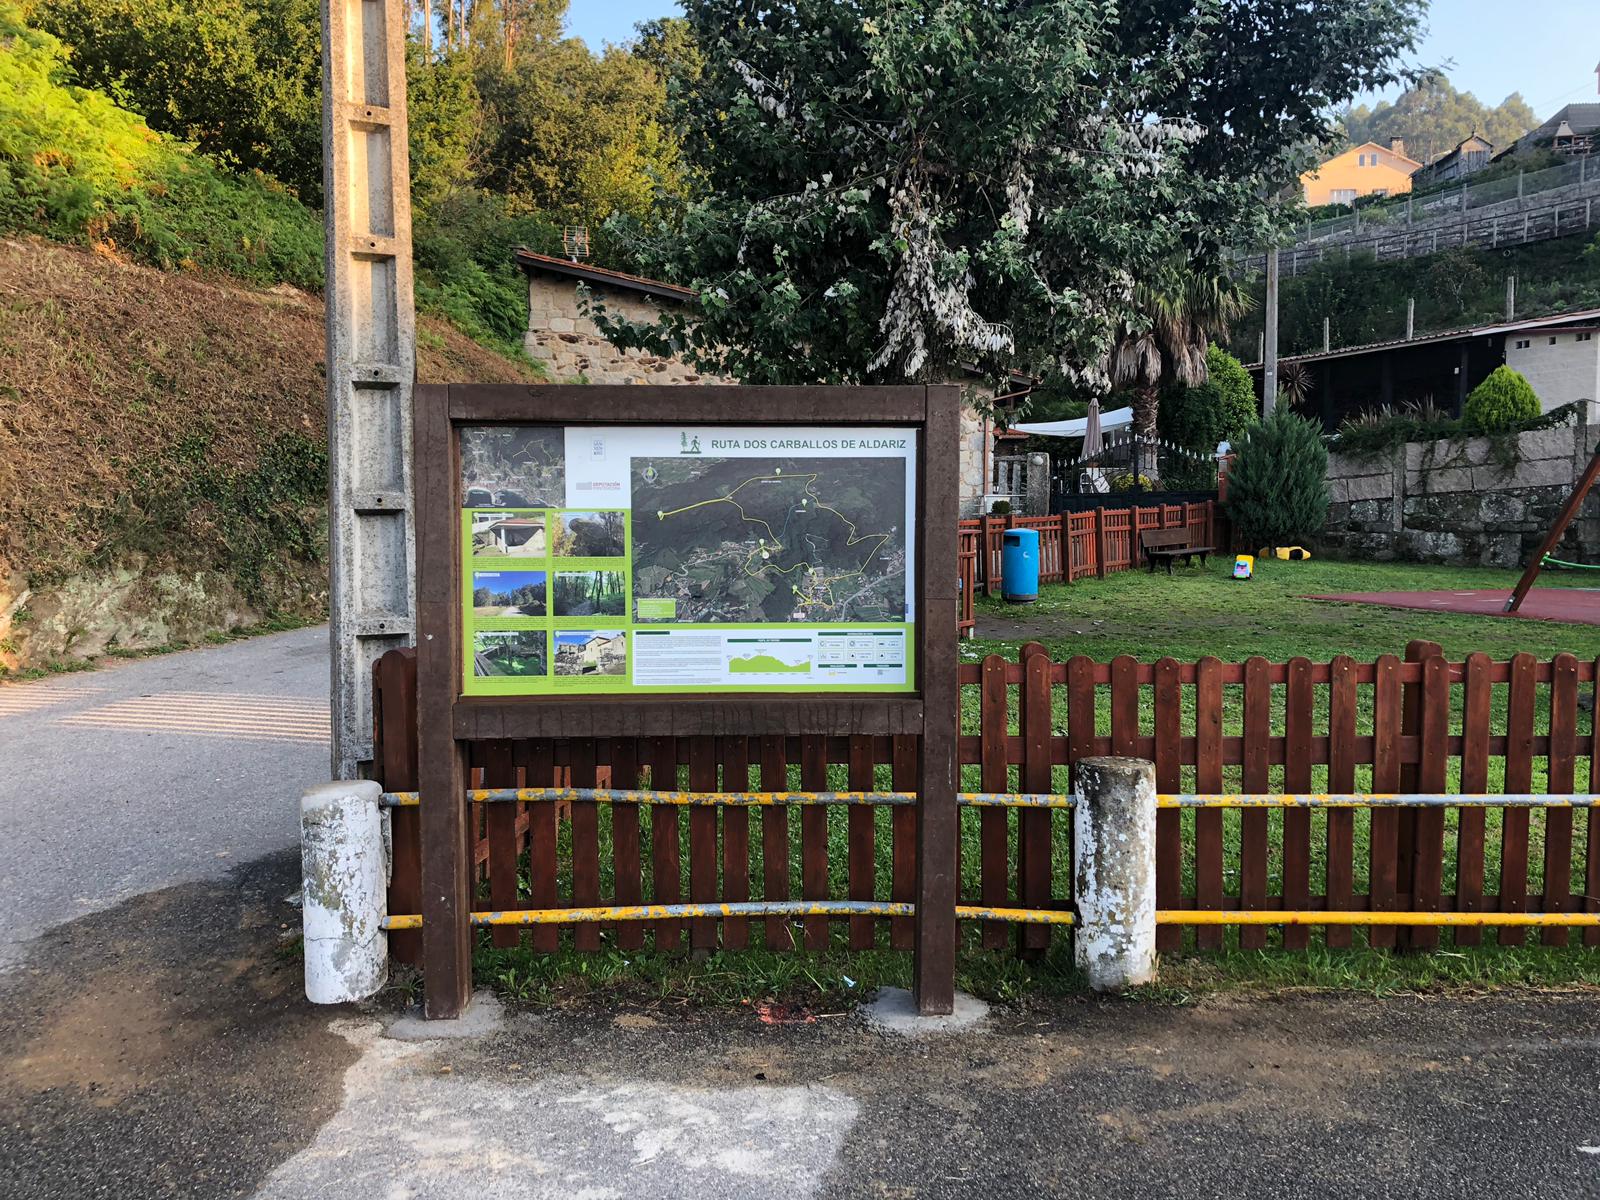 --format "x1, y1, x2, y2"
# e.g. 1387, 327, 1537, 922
413, 384, 961, 1018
